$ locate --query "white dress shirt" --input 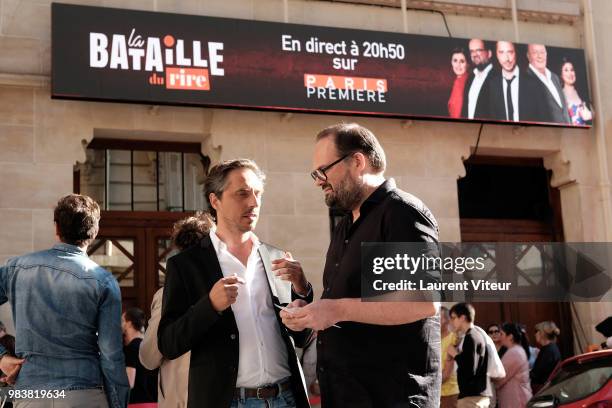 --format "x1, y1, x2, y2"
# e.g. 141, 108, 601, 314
529, 64, 562, 108
210, 231, 291, 387
501, 66, 520, 121
468, 63, 493, 119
